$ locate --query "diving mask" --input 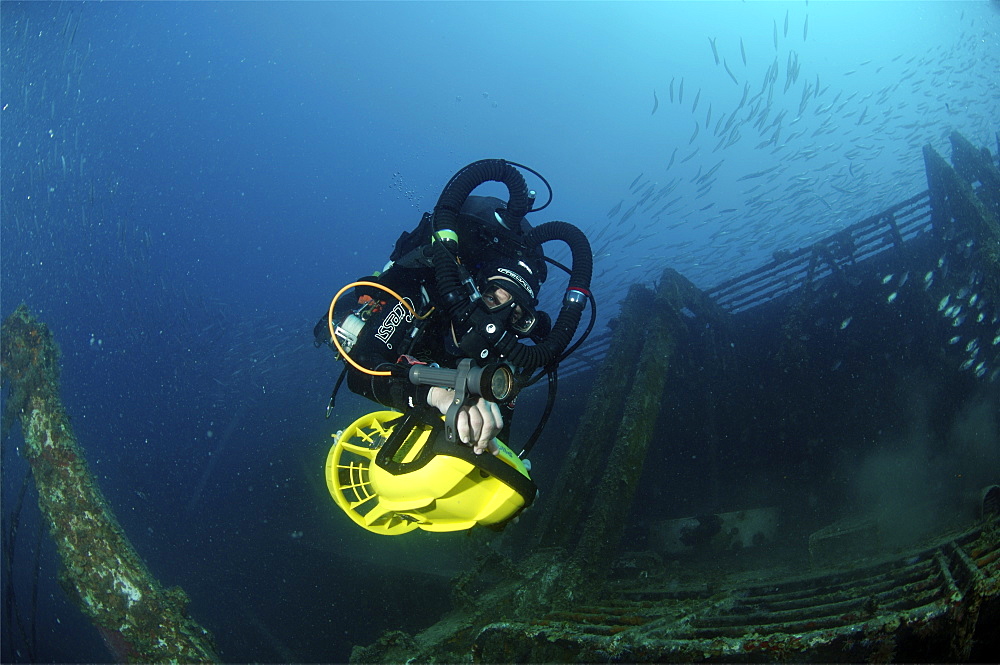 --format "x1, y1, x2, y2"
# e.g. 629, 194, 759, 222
480, 276, 538, 335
